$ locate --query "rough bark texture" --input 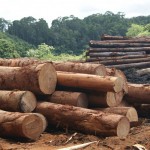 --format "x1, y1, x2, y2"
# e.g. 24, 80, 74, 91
0, 110, 44, 140
36, 102, 130, 138
0, 63, 57, 94
57, 71, 124, 92
0, 90, 37, 112
43, 91, 88, 108
136, 68, 150, 76
53, 62, 106, 76
123, 83, 150, 104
